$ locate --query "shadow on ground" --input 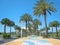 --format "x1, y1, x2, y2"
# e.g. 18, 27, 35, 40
0, 38, 17, 45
